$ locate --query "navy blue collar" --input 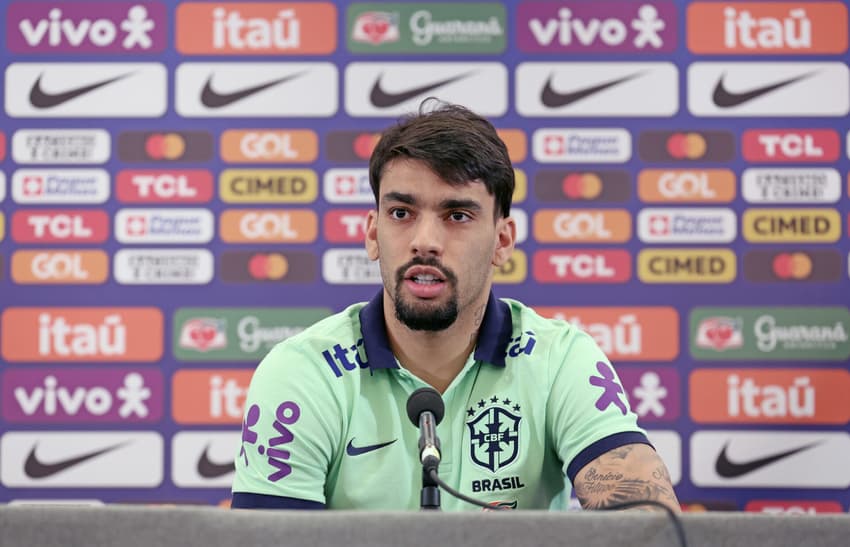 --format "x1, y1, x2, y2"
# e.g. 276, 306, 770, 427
358, 290, 514, 370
